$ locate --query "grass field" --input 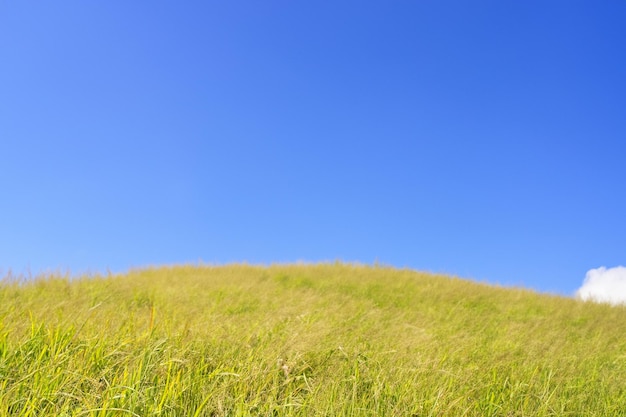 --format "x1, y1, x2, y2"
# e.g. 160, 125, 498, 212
1, 263, 625, 416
